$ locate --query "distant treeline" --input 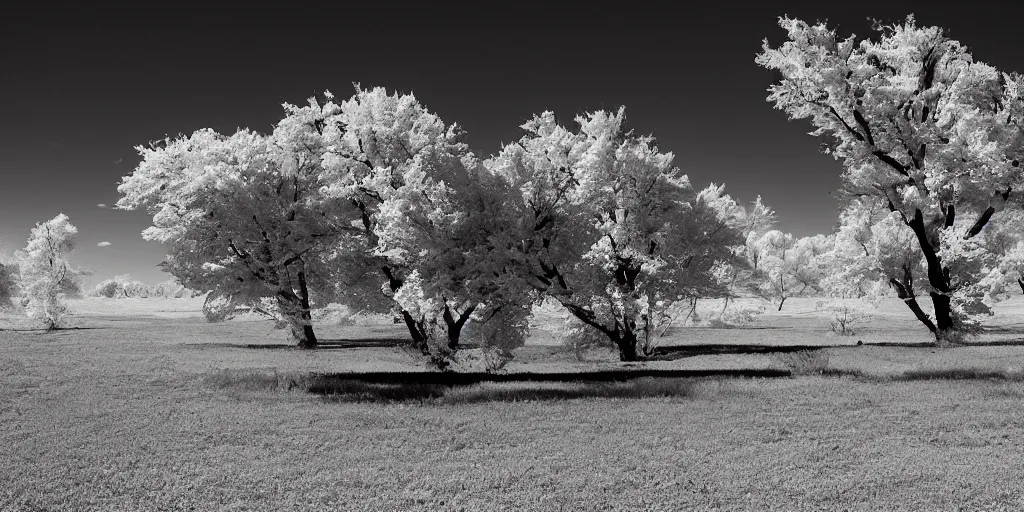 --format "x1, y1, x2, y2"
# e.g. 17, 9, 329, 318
91, 275, 203, 299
